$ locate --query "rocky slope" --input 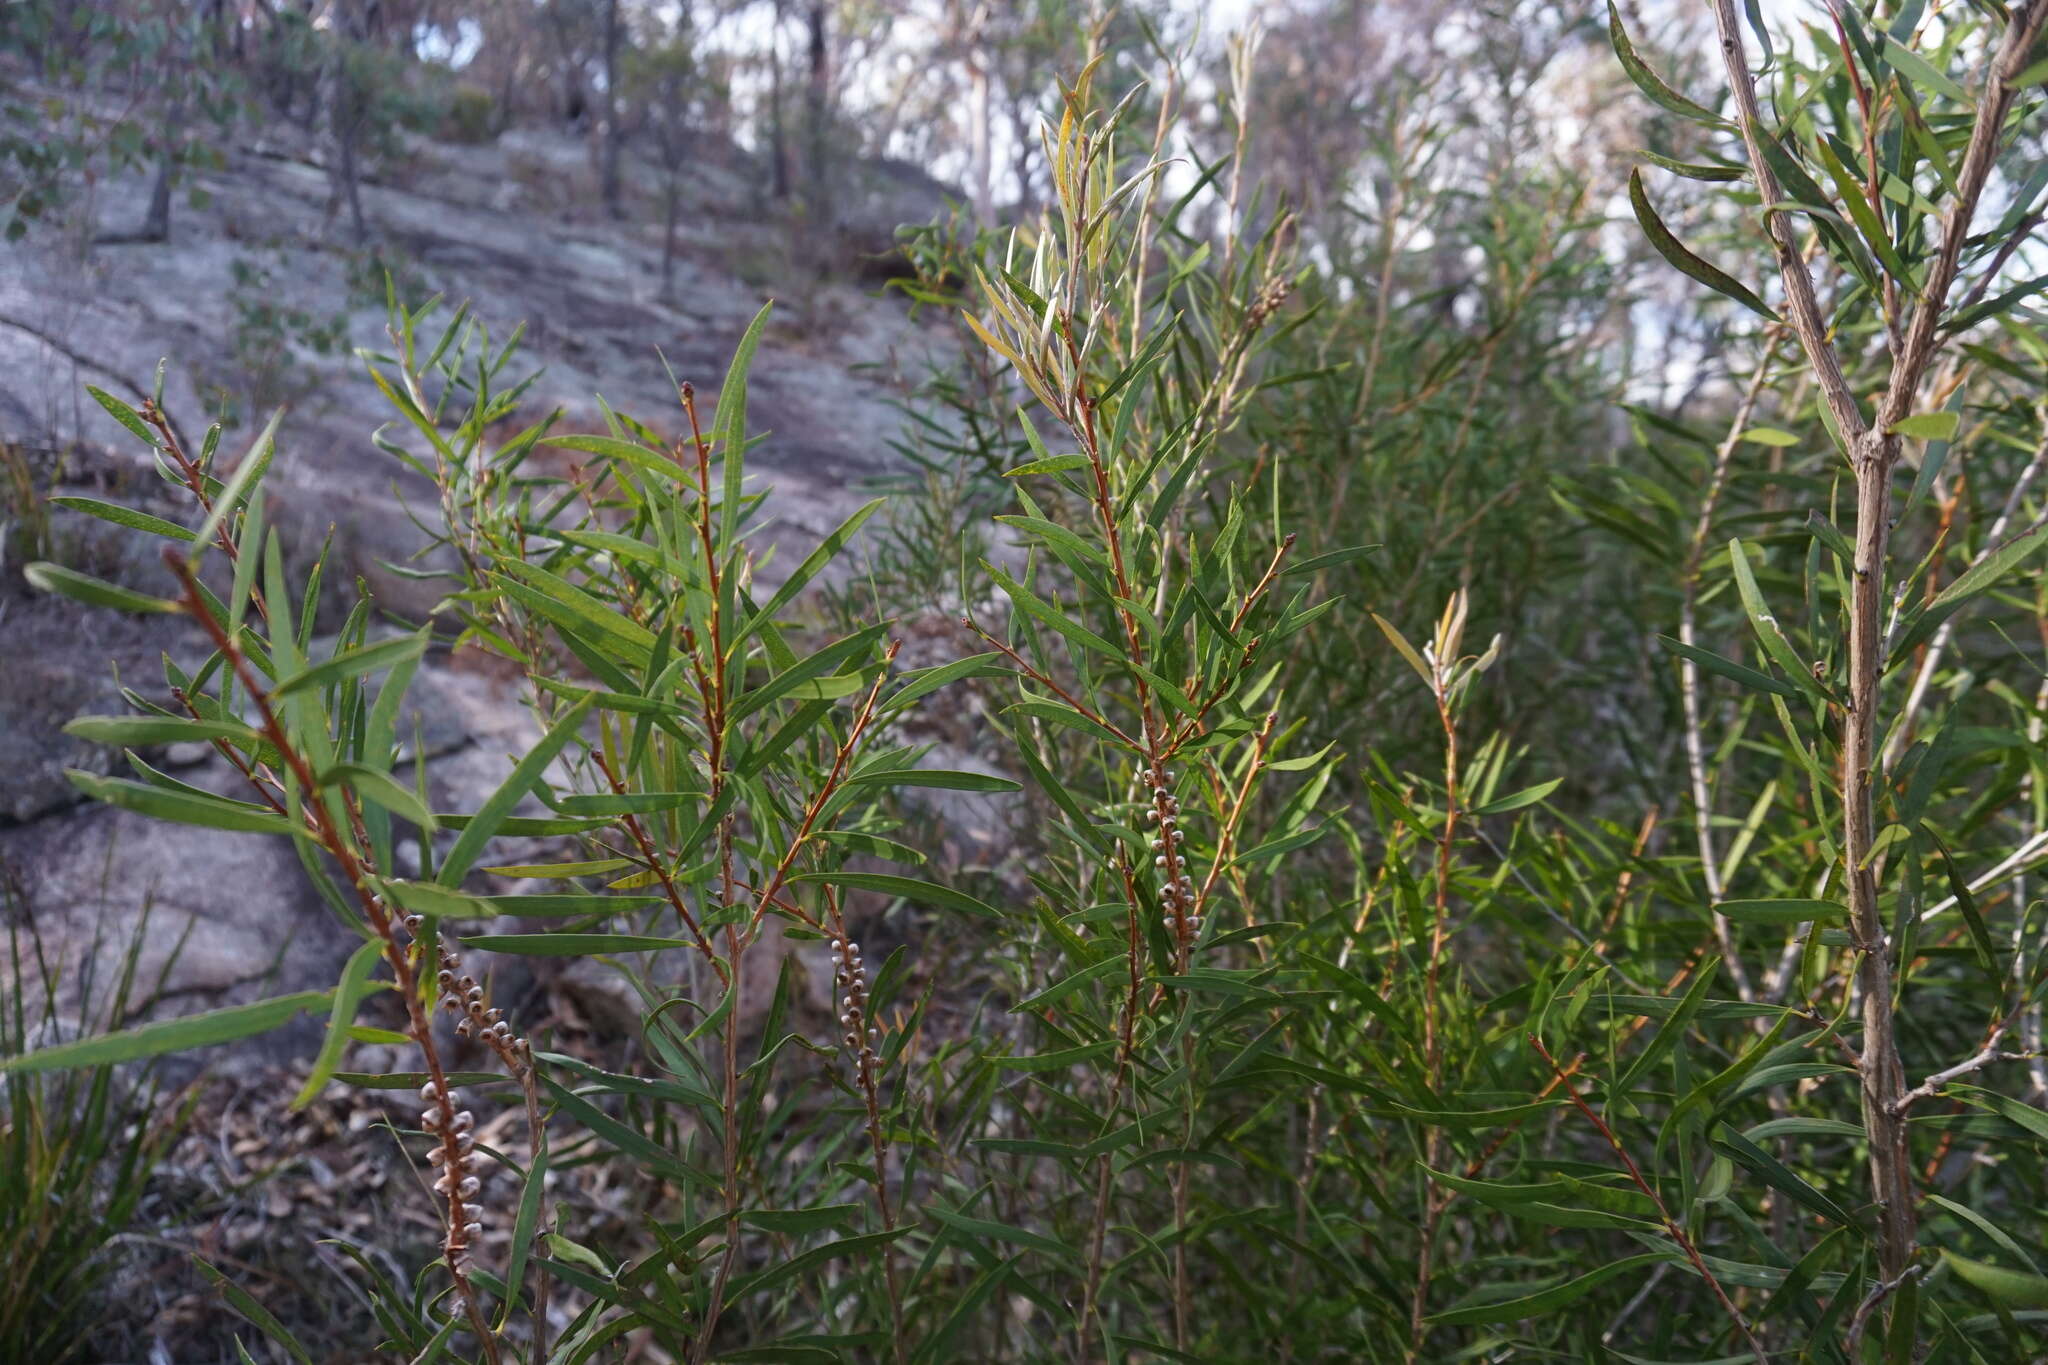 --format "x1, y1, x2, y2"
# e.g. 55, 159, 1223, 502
0, 112, 965, 1062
